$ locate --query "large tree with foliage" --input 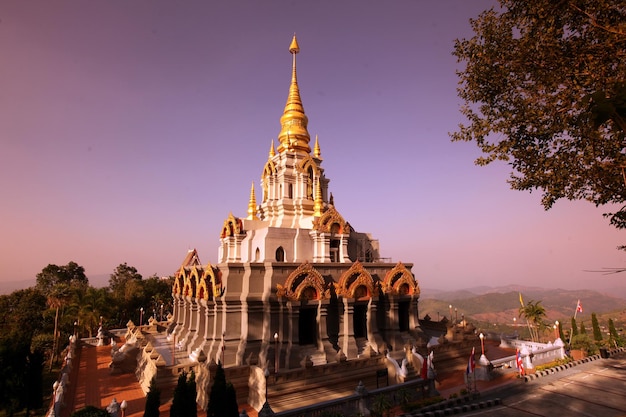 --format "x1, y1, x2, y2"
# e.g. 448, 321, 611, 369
36, 262, 88, 295
109, 263, 144, 325
452, 0, 626, 228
